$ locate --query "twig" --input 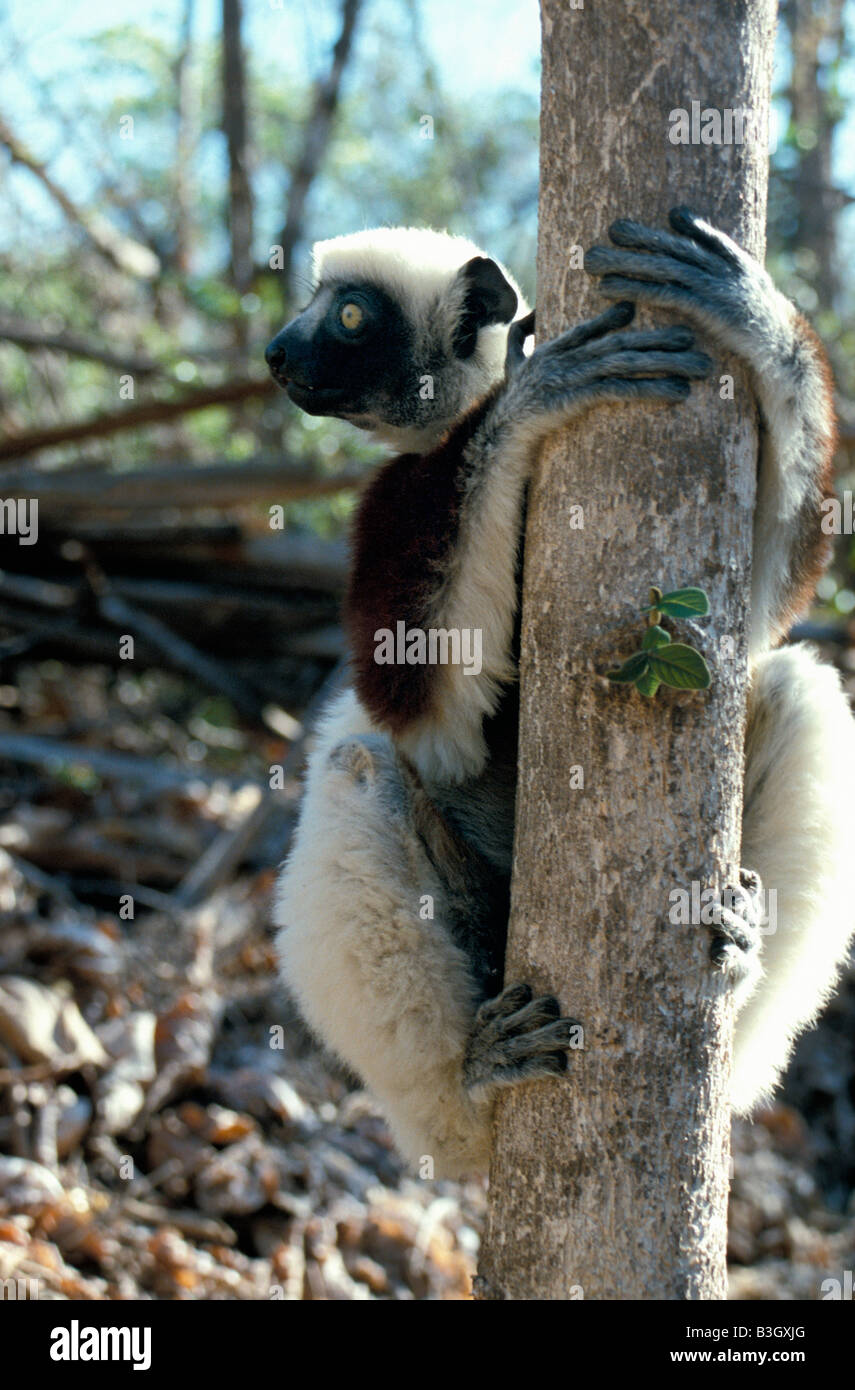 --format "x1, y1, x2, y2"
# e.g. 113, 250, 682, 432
171, 787, 272, 908
0, 733, 261, 792
0, 376, 276, 461
0, 110, 159, 279
0, 457, 359, 509
4, 852, 81, 907
274, 0, 363, 295
120, 1197, 237, 1245
0, 315, 161, 375
96, 587, 268, 724
0, 1053, 94, 1087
